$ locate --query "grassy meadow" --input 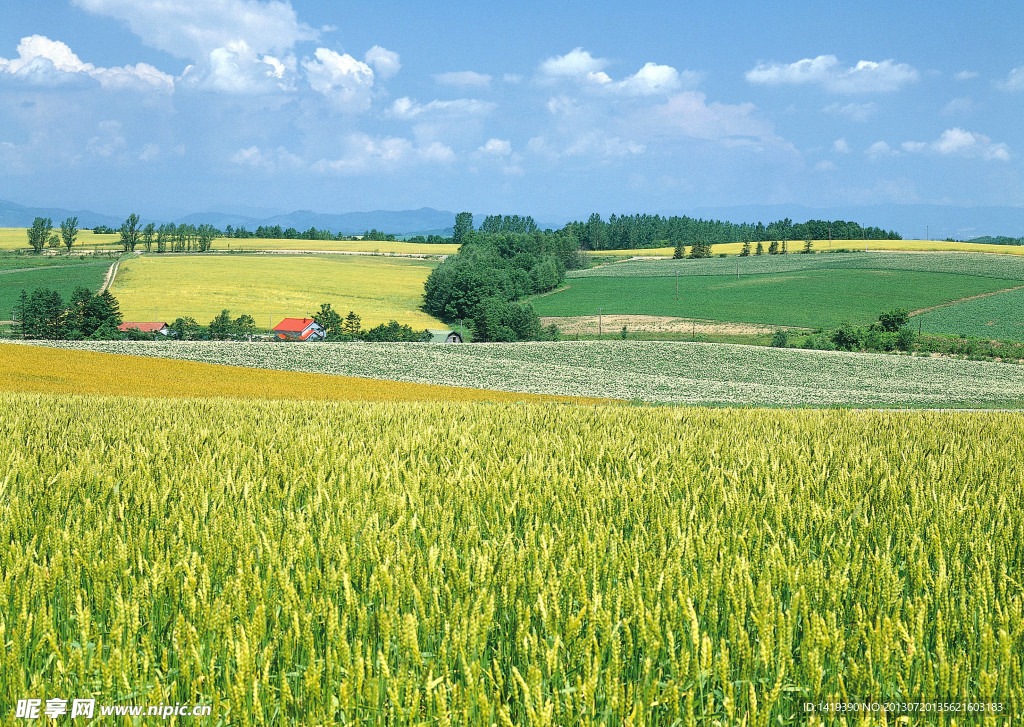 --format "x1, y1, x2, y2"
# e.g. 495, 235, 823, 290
108, 253, 444, 329
532, 269, 1020, 330
32, 339, 1024, 408
0, 254, 113, 320
915, 286, 1024, 341
2, 393, 1022, 722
